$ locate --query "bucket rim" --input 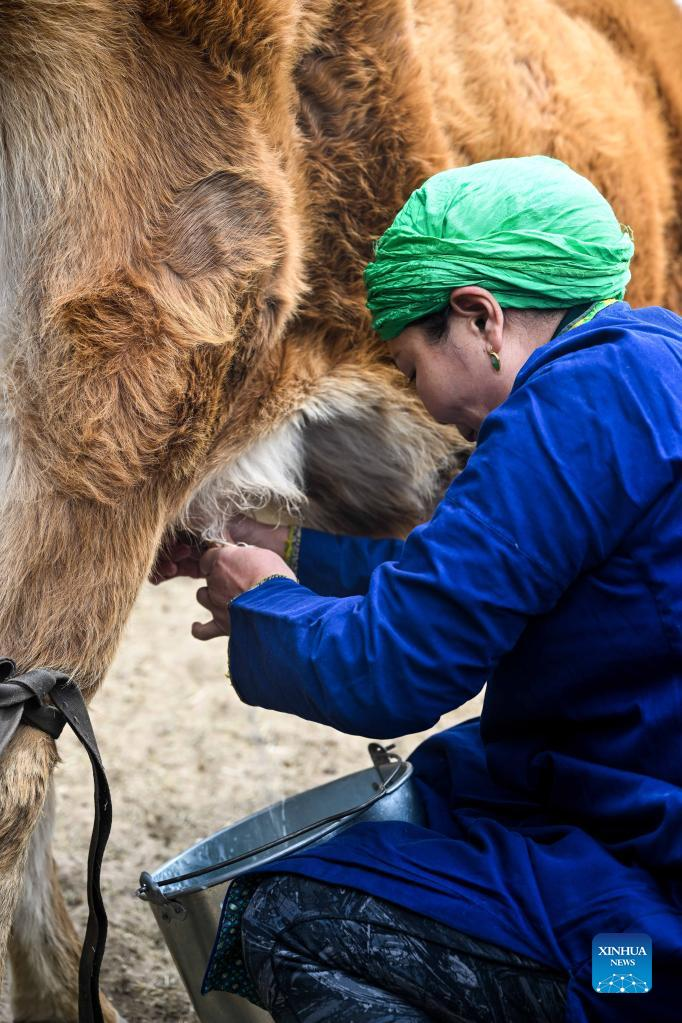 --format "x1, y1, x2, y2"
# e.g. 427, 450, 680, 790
143, 758, 414, 898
